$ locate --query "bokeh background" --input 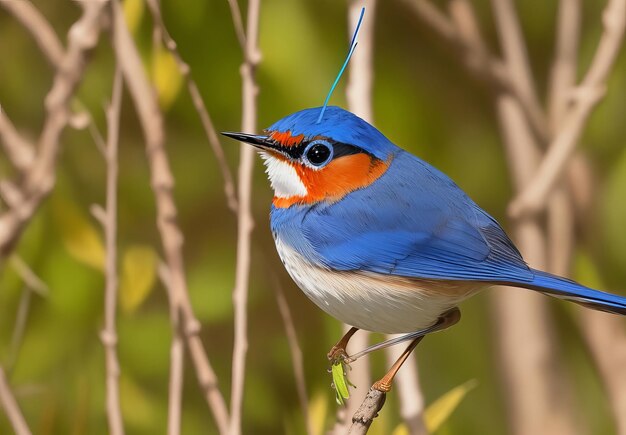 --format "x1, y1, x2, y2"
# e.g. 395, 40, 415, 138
1, 0, 625, 434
